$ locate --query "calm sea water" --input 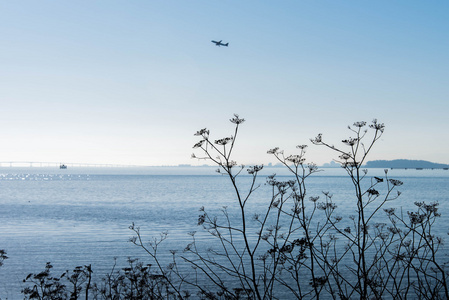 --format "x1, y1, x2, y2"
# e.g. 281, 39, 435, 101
0, 167, 448, 299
